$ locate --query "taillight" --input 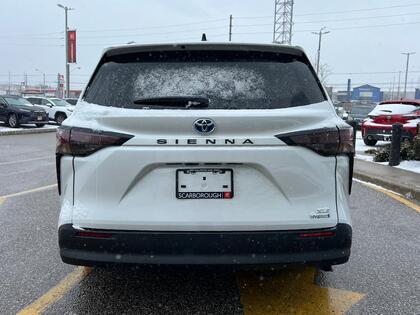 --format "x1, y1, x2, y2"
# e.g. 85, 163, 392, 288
277, 127, 355, 194
56, 126, 133, 156
56, 126, 133, 194
276, 127, 354, 156
402, 113, 420, 119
